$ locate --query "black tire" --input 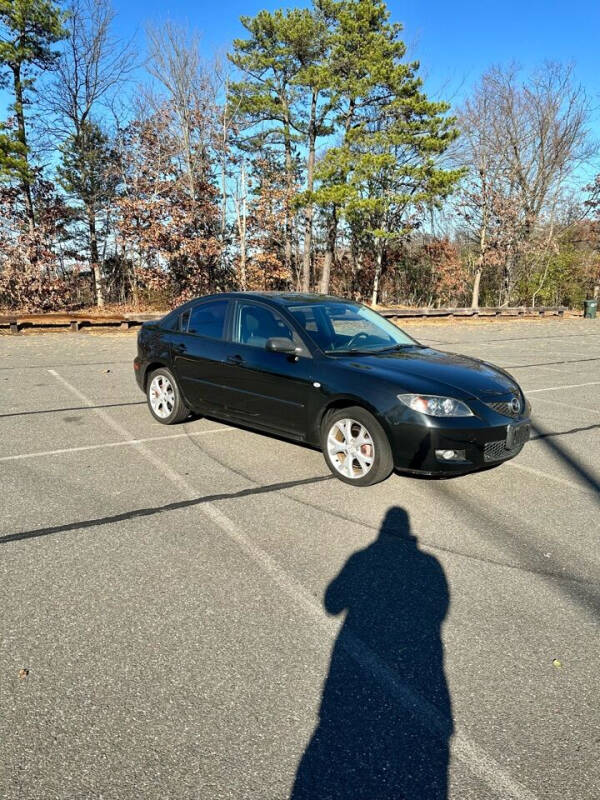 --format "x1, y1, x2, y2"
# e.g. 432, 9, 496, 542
146, 367, 190, 425
321, 405, 394, 486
